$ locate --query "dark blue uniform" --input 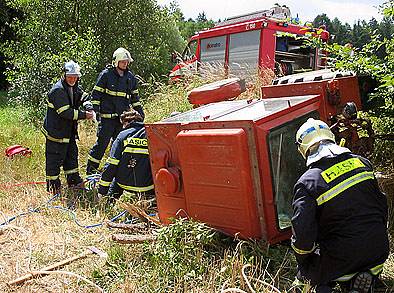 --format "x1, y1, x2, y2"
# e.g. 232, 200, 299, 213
97, 122, 153, 198
291, 152, 389, 289
42, 79, 87, 191
87, 67, 144, 174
